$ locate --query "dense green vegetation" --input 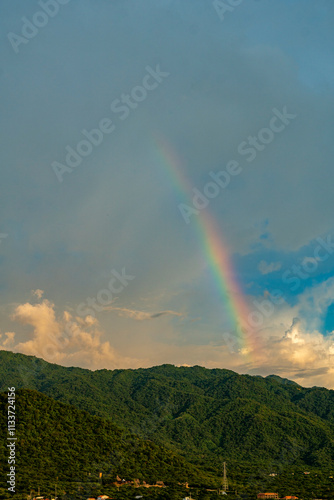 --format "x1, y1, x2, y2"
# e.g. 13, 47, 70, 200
0, 389, 215, 497
1, 351, 334, 466
1, 351, 334, 498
